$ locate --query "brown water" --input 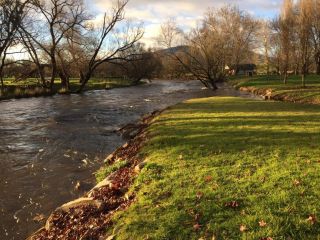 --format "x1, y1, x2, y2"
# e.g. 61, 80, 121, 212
0, 80, 257, 239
